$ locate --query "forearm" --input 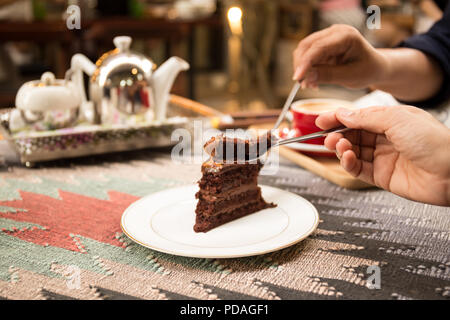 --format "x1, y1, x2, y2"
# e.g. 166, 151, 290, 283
373, 48, 444, 102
